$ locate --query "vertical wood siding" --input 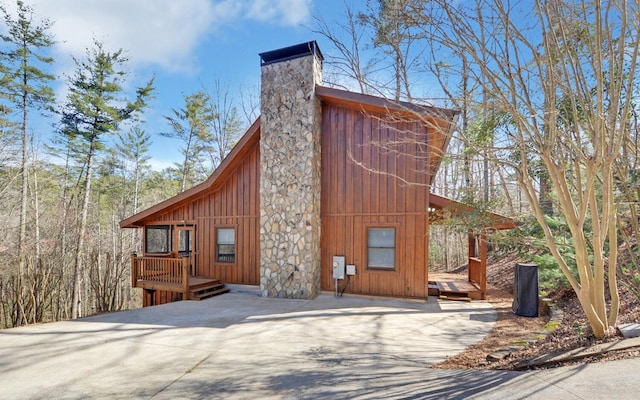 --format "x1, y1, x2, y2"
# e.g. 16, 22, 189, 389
142, 140, 260, 287
320, 103, 431, 298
